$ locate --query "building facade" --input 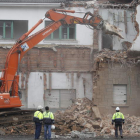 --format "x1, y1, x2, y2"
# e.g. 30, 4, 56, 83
0, 0, 140, 115
0, 0, 93, 110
